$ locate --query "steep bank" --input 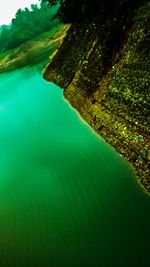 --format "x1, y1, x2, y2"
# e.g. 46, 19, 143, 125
0, 24, 69, 73
44, 1, 150, 191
